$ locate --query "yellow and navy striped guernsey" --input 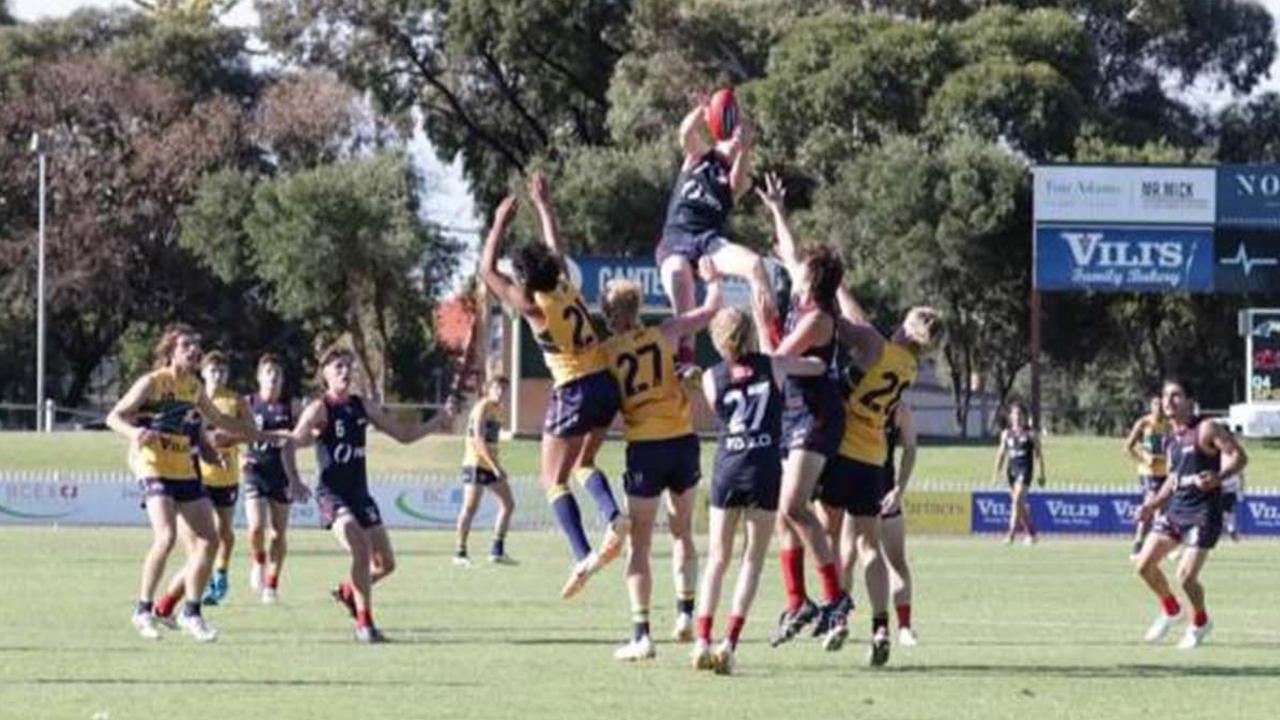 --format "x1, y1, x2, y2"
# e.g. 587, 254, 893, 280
839, 341, 918, 466
462, 400, 501, 473
129, 367, 202, 481
199, 387, 244, 488
531, 278, 608, 387
1138, 414, 1171, 476
604, 327, 692, 442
